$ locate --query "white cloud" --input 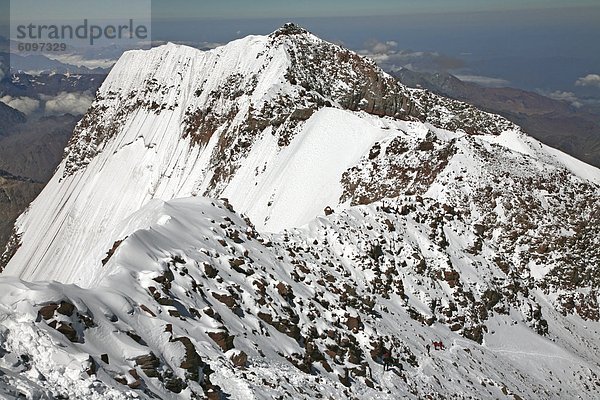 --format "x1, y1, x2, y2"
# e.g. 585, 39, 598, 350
44, 54, 116, 69
542, 90, 583, 108
575, 74, 600, 88
1, 91, 96, 116
454, 74, 510, 87
370, 41, 397, 54
0, 95, 40, 115
40, 91, 95, 116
